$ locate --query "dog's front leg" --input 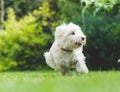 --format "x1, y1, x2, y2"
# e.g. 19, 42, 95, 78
76, 61, 89, 74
